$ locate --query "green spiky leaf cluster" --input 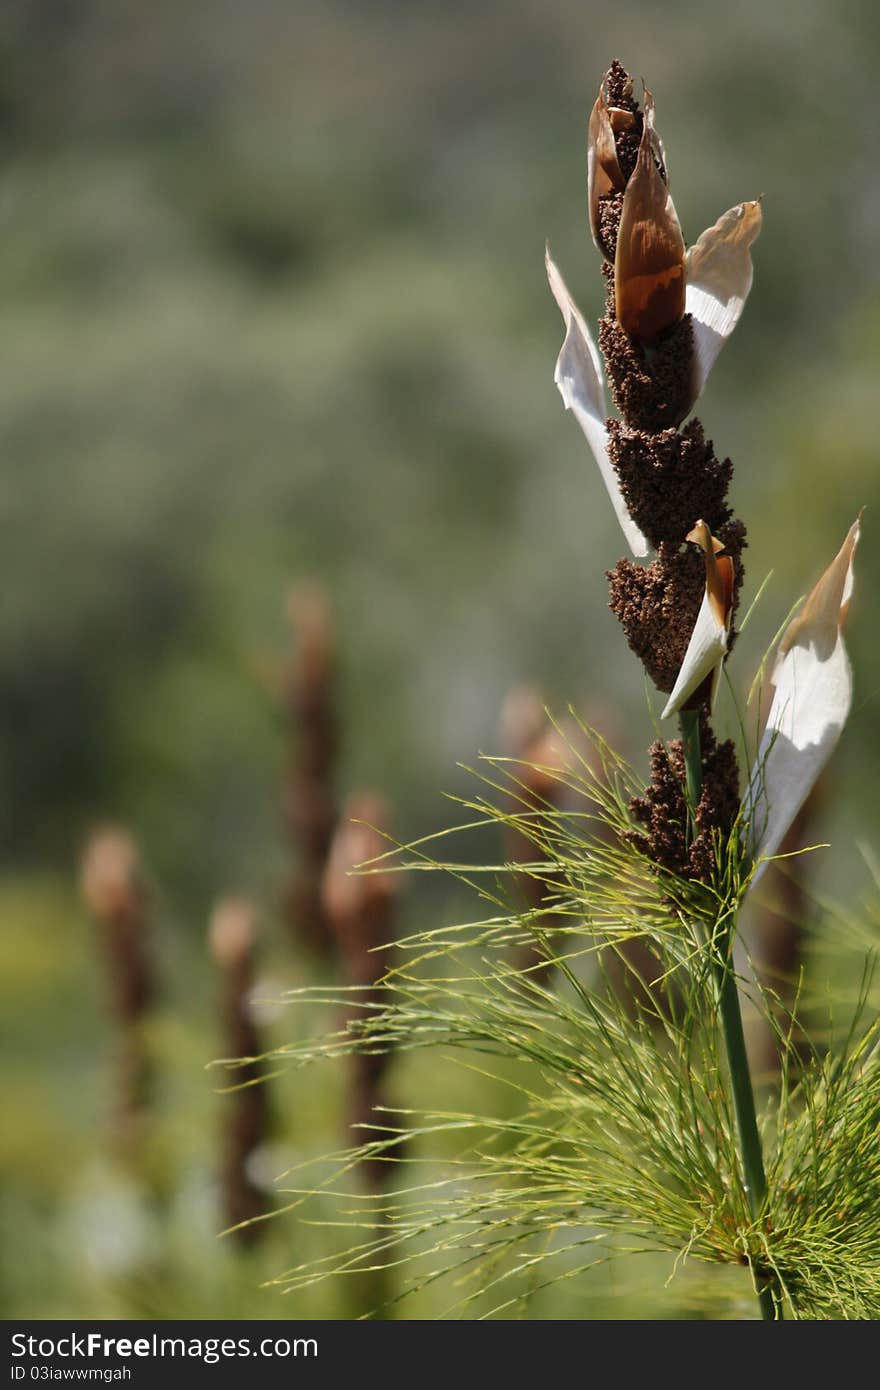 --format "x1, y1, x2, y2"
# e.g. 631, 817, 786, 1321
226, 720, 880, 1319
